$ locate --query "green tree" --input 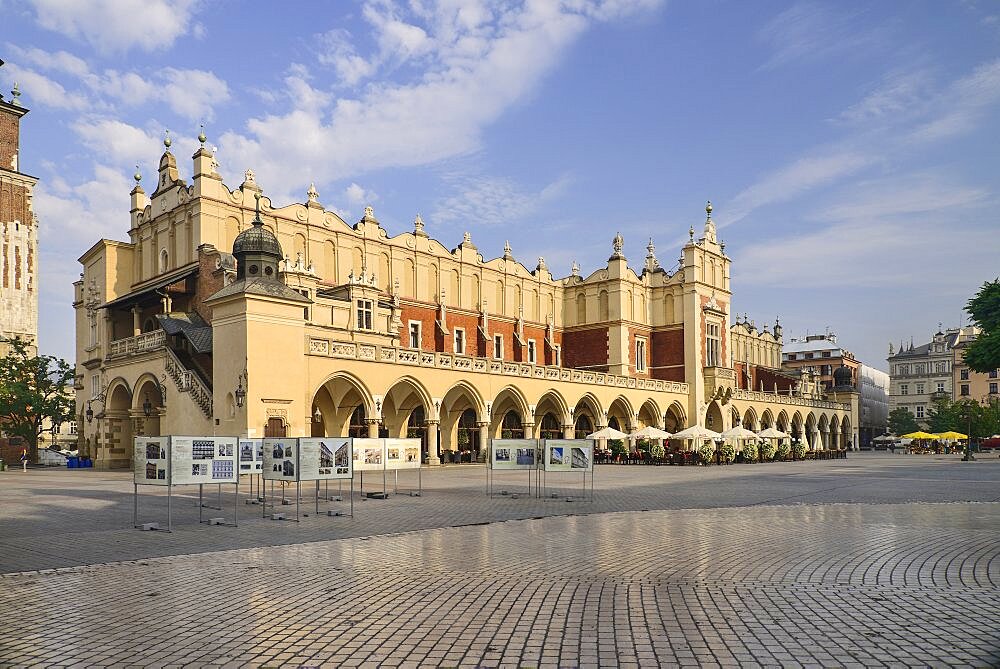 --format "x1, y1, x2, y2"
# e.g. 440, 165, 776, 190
927, 398, 962, 433
0, 338, 76, 462
888, 407, 918, 435
963, 278, 1000, 373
